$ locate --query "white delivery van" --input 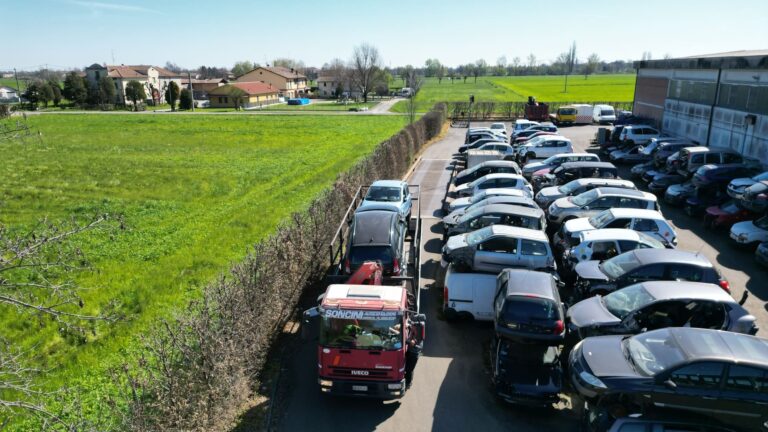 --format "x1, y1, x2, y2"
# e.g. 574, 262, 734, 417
466, 149, 505, 169
442, 265, 497, 321
400, 87, 414, 97
572, 104, 593, 124
593, 104, 616, 124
